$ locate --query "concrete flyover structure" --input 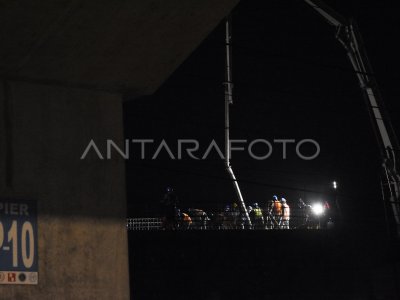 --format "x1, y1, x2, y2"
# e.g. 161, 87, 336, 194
0, 1, 239, 298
